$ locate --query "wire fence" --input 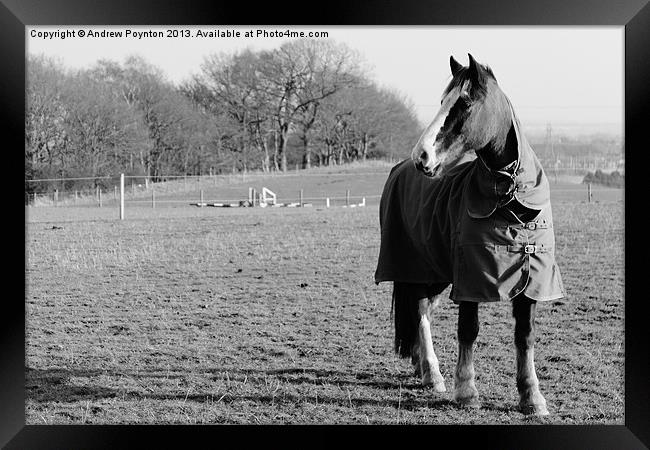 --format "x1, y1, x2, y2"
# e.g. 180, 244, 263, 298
24, 170, 389, 209
24, 163, 622, 210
